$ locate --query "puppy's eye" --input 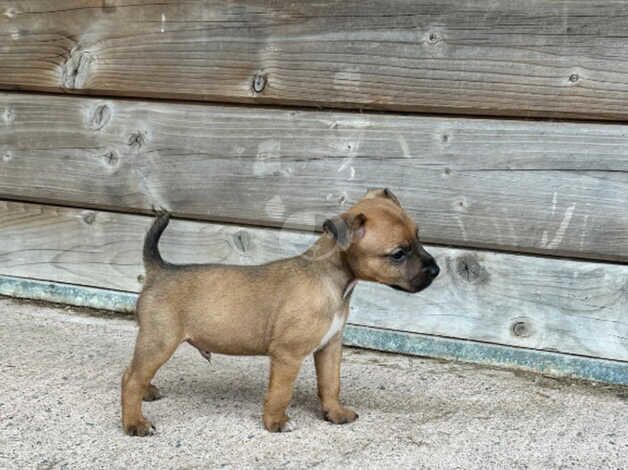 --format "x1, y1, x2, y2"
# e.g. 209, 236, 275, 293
389, 248, 407, 262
